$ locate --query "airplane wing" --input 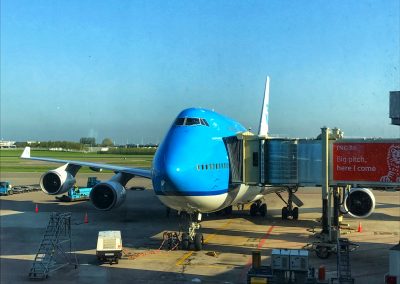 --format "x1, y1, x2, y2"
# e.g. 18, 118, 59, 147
20, 147, 152, 179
